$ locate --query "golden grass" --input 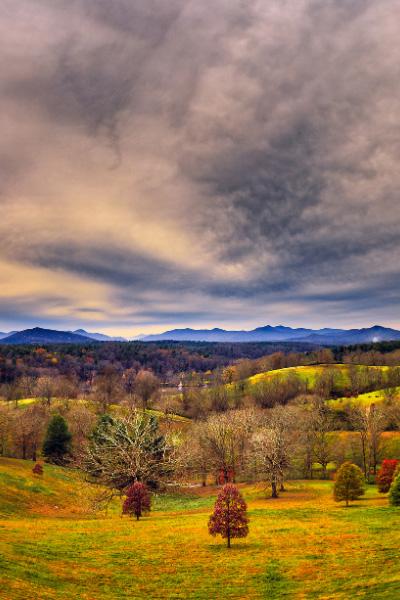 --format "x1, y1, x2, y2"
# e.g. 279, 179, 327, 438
2, 459, 400, 599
